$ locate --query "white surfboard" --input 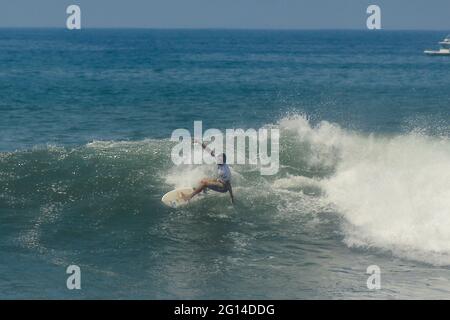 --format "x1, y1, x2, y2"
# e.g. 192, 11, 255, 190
161, 187, 196, 208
